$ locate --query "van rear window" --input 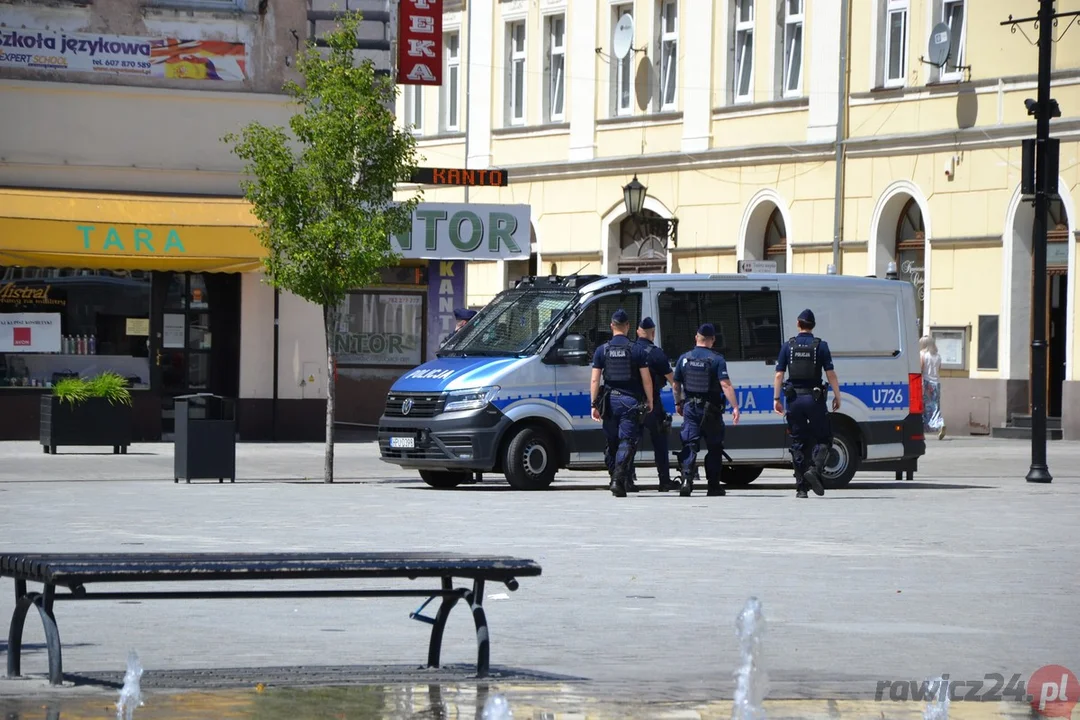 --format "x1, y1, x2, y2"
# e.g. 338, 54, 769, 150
787, 291, 903, 356
657, 290, 782, 363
